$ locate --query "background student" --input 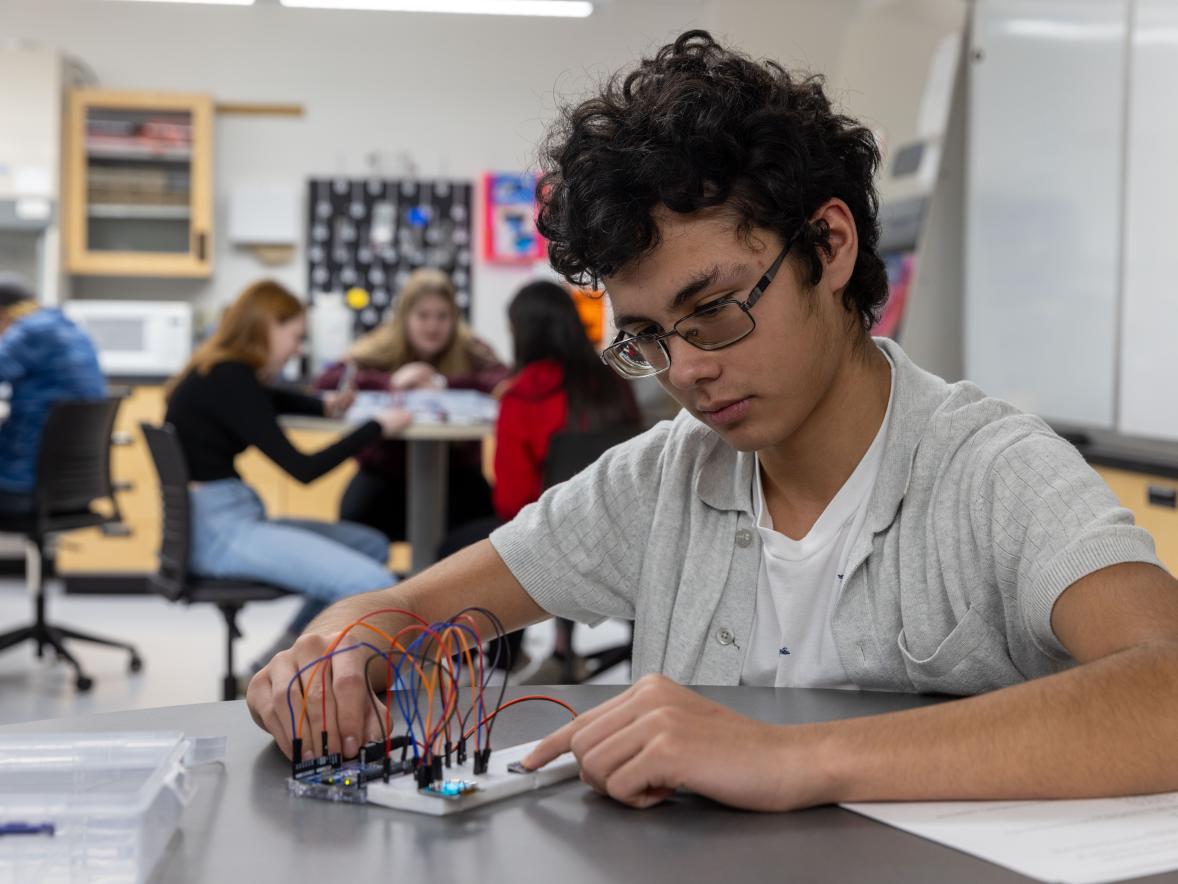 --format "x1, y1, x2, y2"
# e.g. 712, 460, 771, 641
491, 280, 640, 522
0, 275, 105, 515
315, 268, 510, 542
166, 279, 407, 662
441, 279, 640, 671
